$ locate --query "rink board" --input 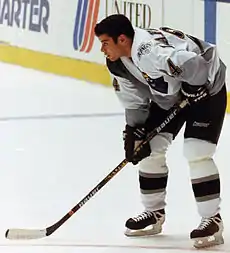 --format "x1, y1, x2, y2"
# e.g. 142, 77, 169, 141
0, 43, 229, 113
0, 0, 229, 111
0, 43, 111, 87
